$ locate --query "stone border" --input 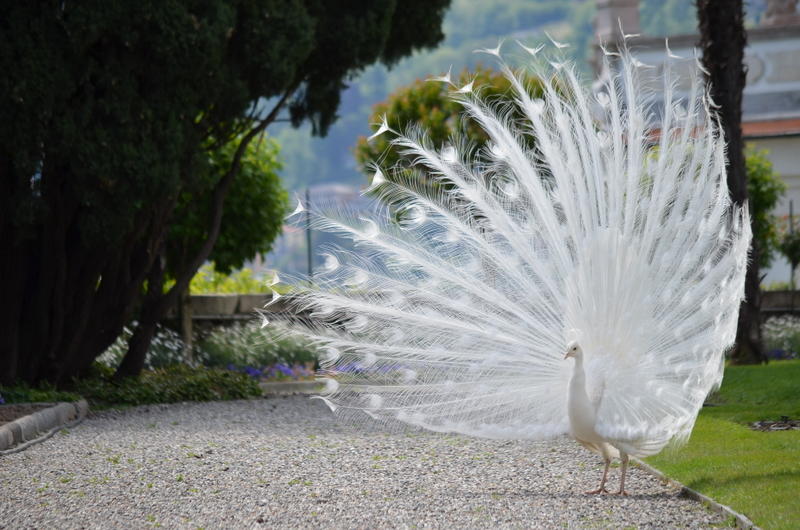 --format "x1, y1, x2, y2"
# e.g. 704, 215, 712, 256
0, 399, 89, 455
633, 458, 759, 529
259, 381, 322, 395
